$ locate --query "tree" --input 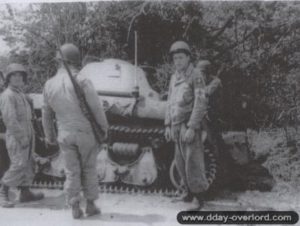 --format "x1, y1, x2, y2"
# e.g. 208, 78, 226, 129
0, 1, 299, 130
